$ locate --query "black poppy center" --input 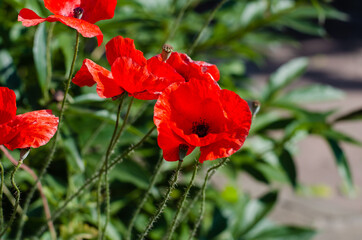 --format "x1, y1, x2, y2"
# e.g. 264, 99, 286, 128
192, 120, 209, 138
73, 7, 84, 19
